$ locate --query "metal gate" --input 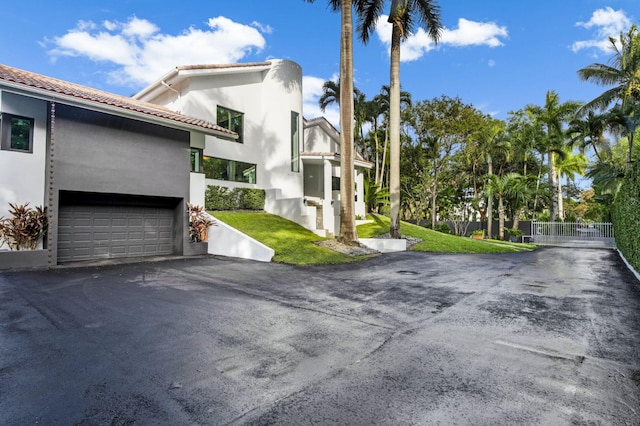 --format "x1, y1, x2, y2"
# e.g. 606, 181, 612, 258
529, 221, 616, 249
